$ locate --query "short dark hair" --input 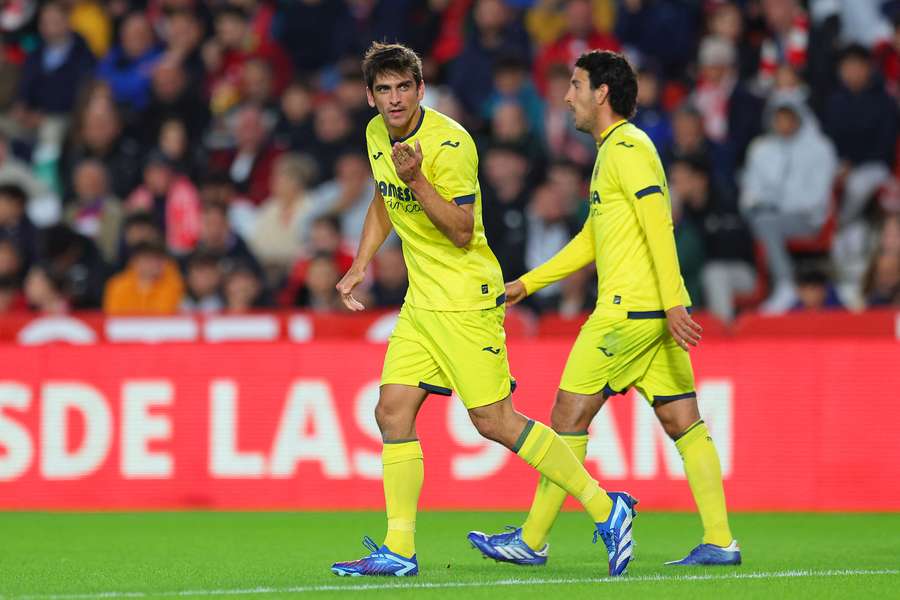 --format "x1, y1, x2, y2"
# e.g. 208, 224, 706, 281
839, 43, 871, 64
130, 240, 168, 259
574, 50, 638, 119
123, 212, 159, 231
362, 42, 423, 90
0, 183, 27, 206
